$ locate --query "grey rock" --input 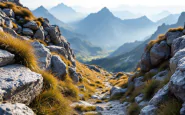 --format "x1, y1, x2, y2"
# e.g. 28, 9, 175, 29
0, 103, 35, 115
180, 103, 185, 115
150, 41, 170, 66
22, 28, 34, 36
171, 35, 185, 56
0, 16, 5, 26
96, 106, 104, 111
51, 55, 67, 80
46, 45, 68, 58
166, 31, 183, 45
4, 18, 13, 29
34, 27, 45, 41
0, 64, 43, 105
152, 70, 169, 81
48, 25, 62, 45
3, 27, 19, 38
14, 25, 22, 34
23, 21, 39, 30
110, 87, 127, 98
140, 52, 151, 72
0, 49, 14, 66
149, 84, 169, 106
135, 94, 144, 104
68, 67, 79, 83
3, 8, 15, 18
139, 101, 149, 108
134, 76, 144, 87
87, 65, 101, 73
31, 42, 52, 70
140, 105, 157, 115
